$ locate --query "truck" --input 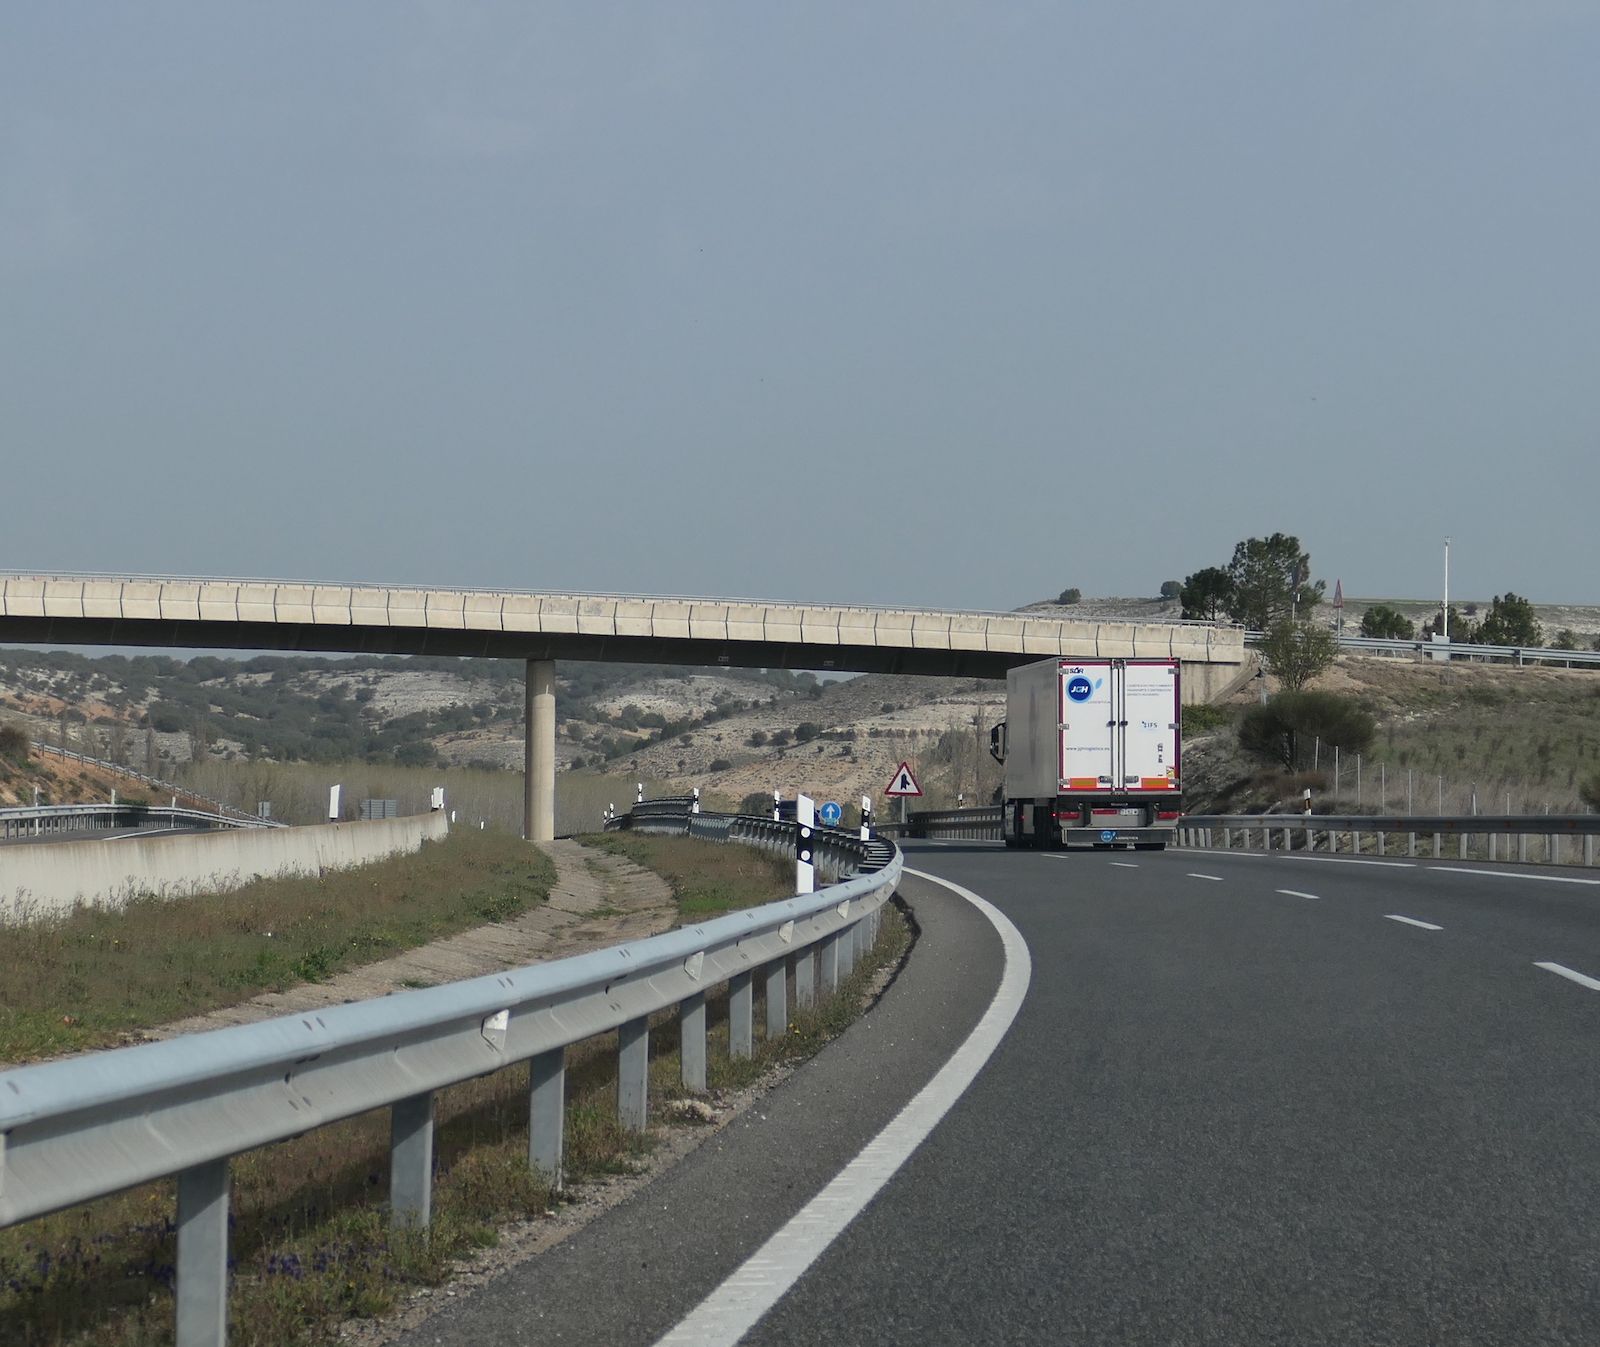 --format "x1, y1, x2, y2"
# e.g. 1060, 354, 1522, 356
989, 657, 1183, 850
